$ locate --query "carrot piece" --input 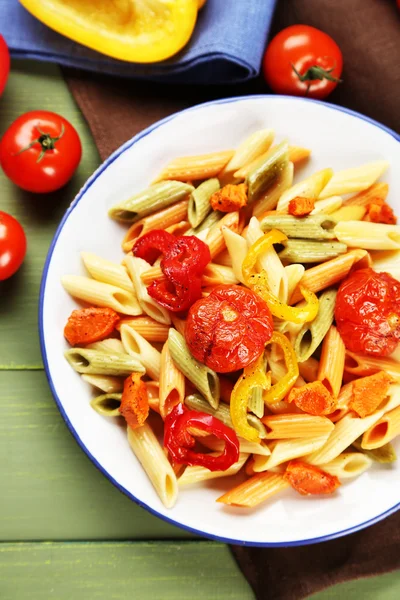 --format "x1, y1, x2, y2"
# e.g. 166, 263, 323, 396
287, 381, 336, 416
364, 202, 397, 225
284, 460, 340, 495
210, 183, 248, 213
64, 307, 120, 346
350, 371, 392, 418
288, 196, 315, 217
119, 373, 149, 429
